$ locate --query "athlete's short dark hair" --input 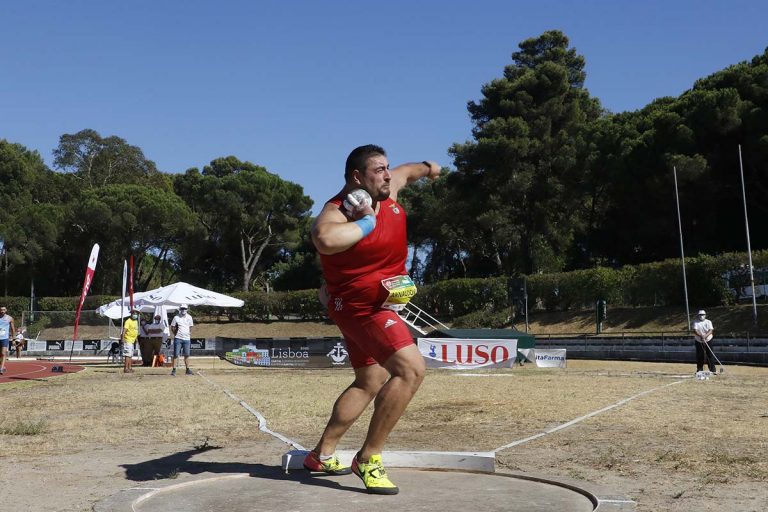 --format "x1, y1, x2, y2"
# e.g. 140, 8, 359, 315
344, 144, 386, 180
